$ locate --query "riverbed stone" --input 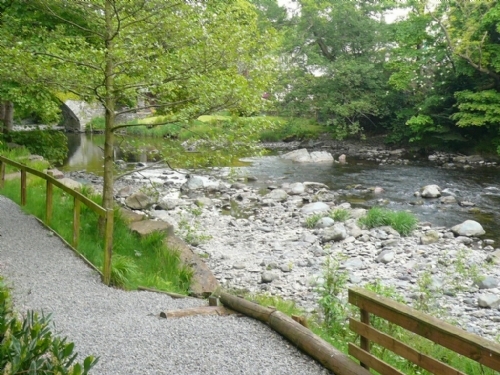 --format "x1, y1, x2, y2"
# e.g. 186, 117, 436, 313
440, 196, 457, 204
486, 250, 500, 265
158, 196, 180, 210
451, 220, 485, 237
343, 257, 364, 270
376, 250, 395, 264
266, 189, 288, 202
322, 223, 347, 242
301, 202, 329, 214
289, 182, 305, 195
125, 192, 152, 210
421, 184, 441, 198
475, 276, 499, 290
261, 271, 279, 283
195, 197, 213, 207
420, 230, 440, 245
315, 217, 335, 228
478, 294, 500, 309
